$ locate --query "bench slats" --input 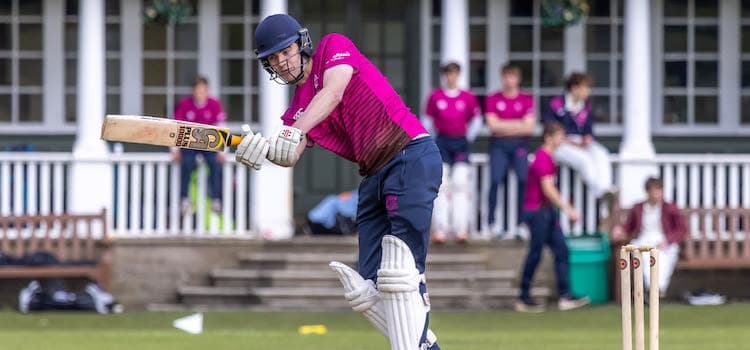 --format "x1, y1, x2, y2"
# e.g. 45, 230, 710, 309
611, 206, 750, 269
0, 209, 110, 289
